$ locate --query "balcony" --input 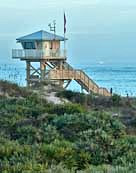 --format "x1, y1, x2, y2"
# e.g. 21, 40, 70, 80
12, 49, 66, 60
